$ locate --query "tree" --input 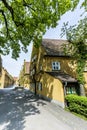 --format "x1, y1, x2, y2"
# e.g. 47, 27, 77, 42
0, 55, 2, 75
61, 16, 87, 84
0, 0, 82, 59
